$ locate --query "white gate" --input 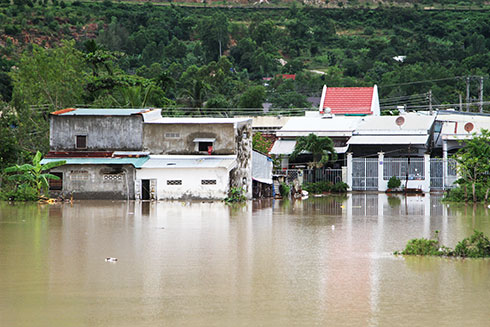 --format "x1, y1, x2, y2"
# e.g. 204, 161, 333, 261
352, 158, 378, 190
